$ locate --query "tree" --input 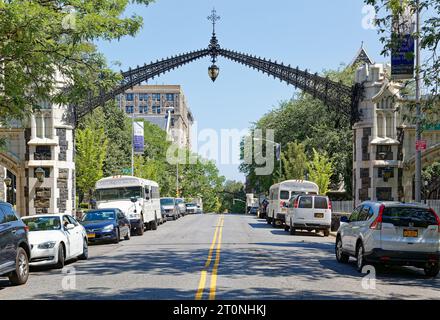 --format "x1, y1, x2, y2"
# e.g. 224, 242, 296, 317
307, 149, 334, 195
76, 127, 108, 204
365, 0, 440, 102
281, 141, 307, 180
0, 0, 154, 123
